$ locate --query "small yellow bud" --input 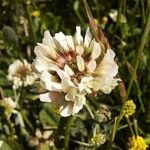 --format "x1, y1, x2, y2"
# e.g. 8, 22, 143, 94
102, 16, 108, 25
128, 136, 148, 150
123, 100, 136, 117
31, 11, 40, 17
94, 18, 99, 25
91, 133, 106, 145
